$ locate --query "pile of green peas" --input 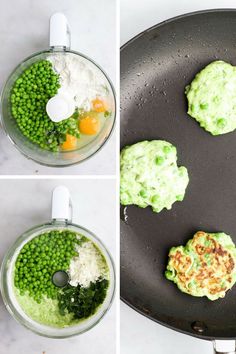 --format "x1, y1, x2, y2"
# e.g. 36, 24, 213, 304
14, 230, 83, 303
10, 60, 80, 151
